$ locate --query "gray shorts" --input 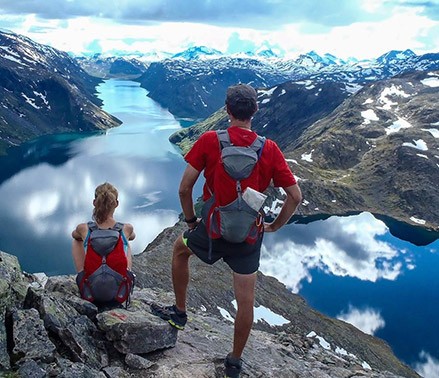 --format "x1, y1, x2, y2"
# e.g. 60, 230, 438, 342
183, 222, 263, 274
